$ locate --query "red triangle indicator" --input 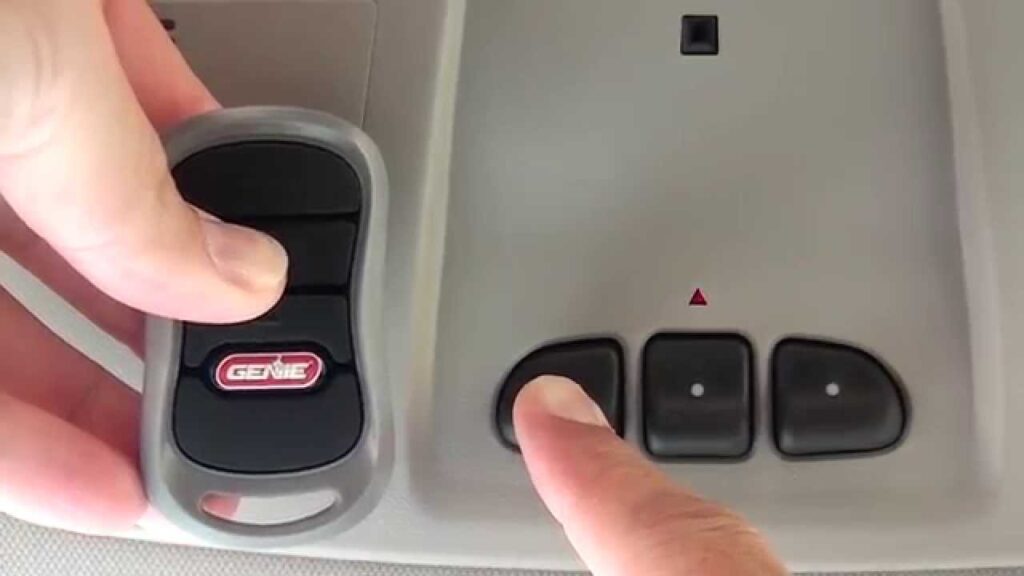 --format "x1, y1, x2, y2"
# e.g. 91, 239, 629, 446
689, 288, 708, 307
